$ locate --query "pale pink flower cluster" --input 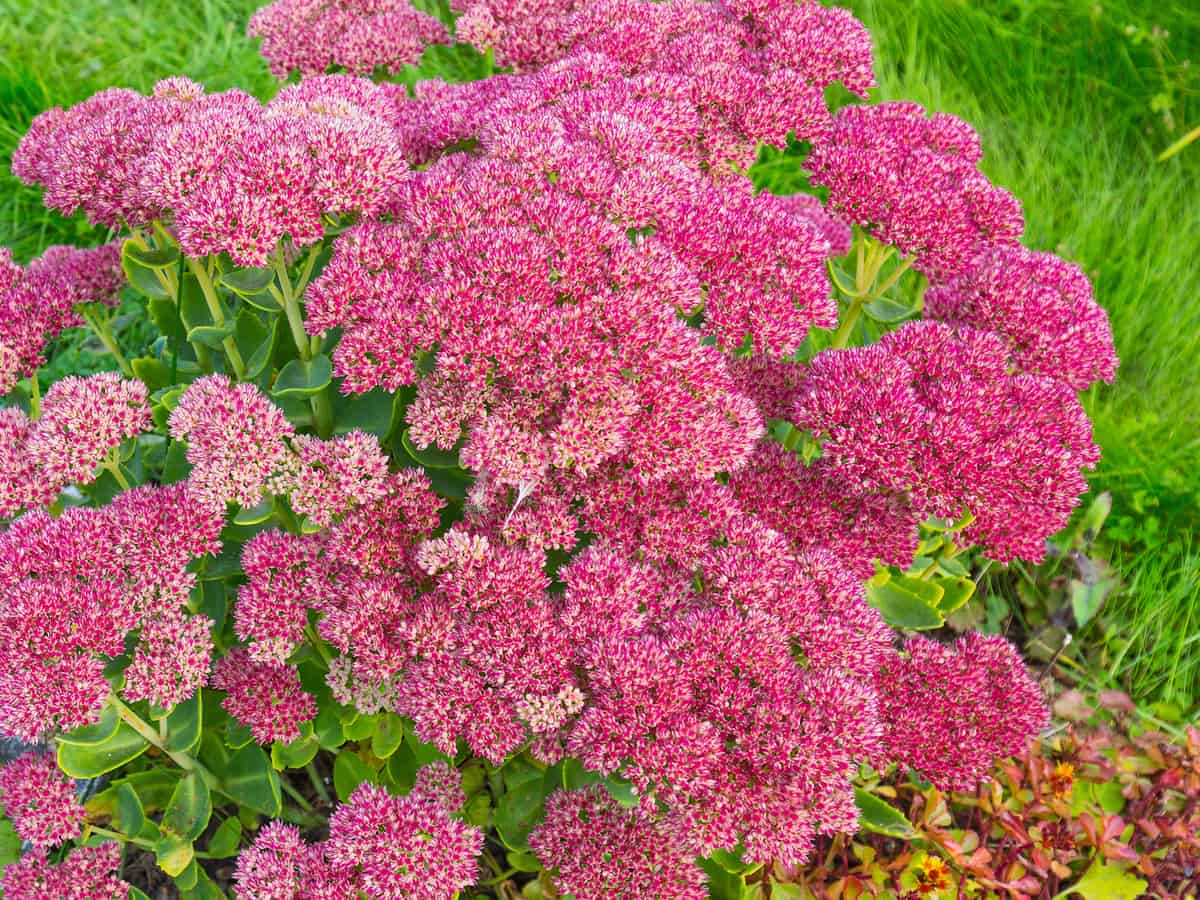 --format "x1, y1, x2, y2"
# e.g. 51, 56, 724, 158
269, 430, 391, 528
233, 776, 482, 900
0, 751, 85, 848
1, 843, 129, 900
806, 101, 1024, 276
169, 374, 294, 508
793, 321, 1100, 562
530, 786, 707, 900
210, 647, 317, 744
0, 243, 123, 394
15, 76, 408, 264
875, 633, 1049, 790
0, 483, 222, 739
1, 373, 149, 518
248, 0, 449, 78
924, 243, 1119, 390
